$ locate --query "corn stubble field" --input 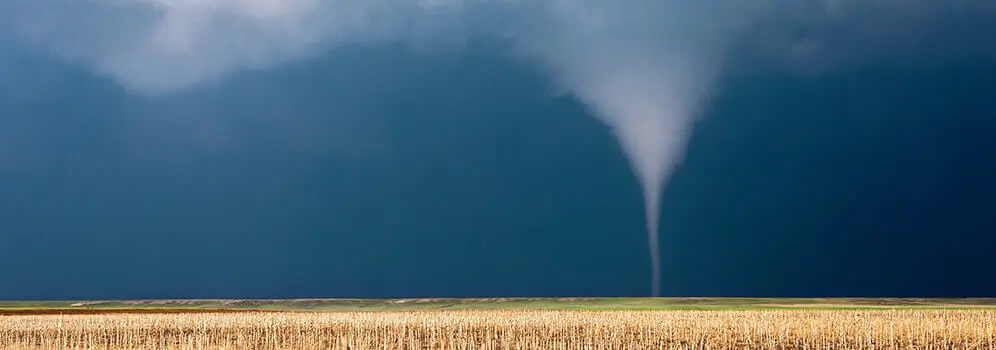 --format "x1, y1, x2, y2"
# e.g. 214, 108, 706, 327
2, 309, 994, 349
